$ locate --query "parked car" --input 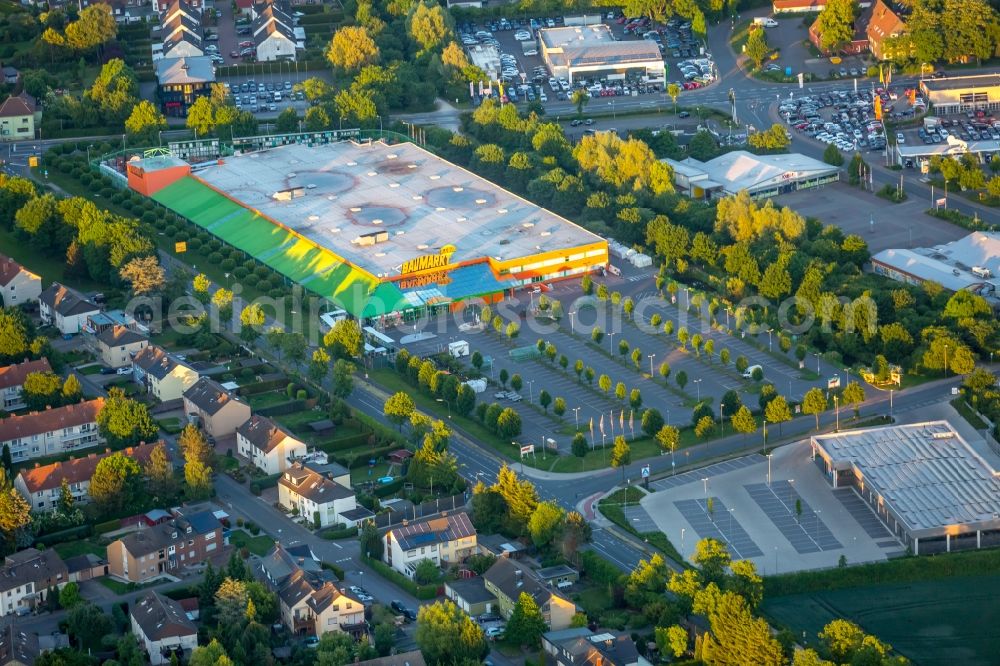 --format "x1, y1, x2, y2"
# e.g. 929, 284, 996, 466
485, 627, 505, 640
